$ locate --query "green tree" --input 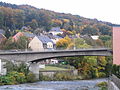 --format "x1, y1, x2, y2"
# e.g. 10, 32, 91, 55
74, 38, 91, 49
81, 25, 99, 35
5, 29, 11, 38
97, 25, 111, 35
3, 36, 29, 50
16, 36, 29, 49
